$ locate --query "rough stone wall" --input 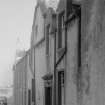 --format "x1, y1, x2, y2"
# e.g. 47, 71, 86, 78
32, 7, 45, 46
65, 18, 79, 105
81, 0, 105, 105
35, 42, 47, 105
14, 56, 27, 105
49, 35, 54, 73
14, 65, 17, 105
31, 4, 47, 105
